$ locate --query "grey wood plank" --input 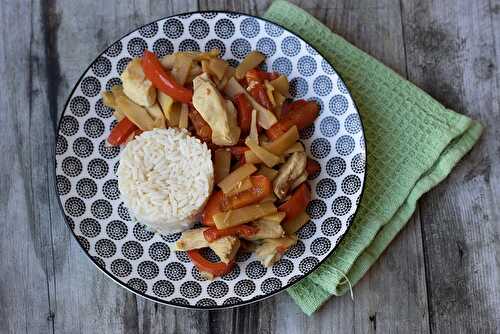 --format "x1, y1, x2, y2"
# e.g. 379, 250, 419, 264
0, 0, 56, 333
401, 0, 500, 332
